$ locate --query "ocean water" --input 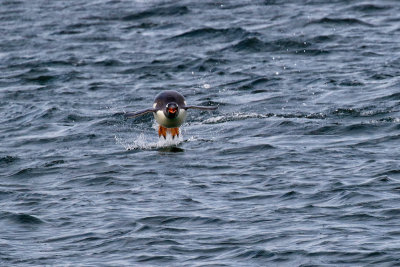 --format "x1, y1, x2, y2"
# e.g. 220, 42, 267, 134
1, 0, 400, 266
